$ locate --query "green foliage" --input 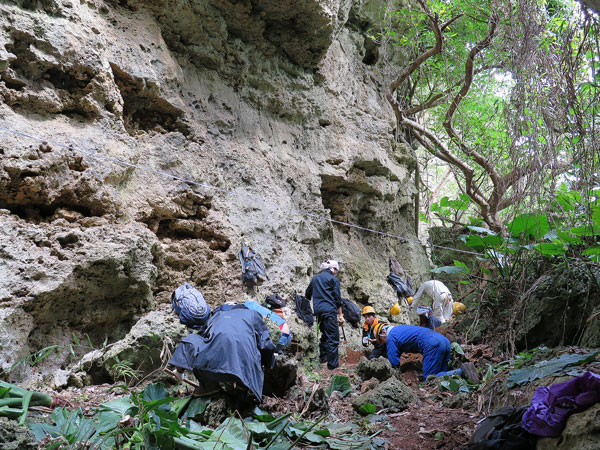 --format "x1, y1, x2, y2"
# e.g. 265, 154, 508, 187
439, 376, 472, 393
30, 408, 104, 449
10, 333, 98, 373
451, 342, 465, 356
452, 187, 600, 285
430, 194, 471, 224
110, 357, 139, 385
30, 383, 388, 449
507, 351, 599, 387
377, 0, 599, 232
358, 403, 376, 416
326, 375, 352, 397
